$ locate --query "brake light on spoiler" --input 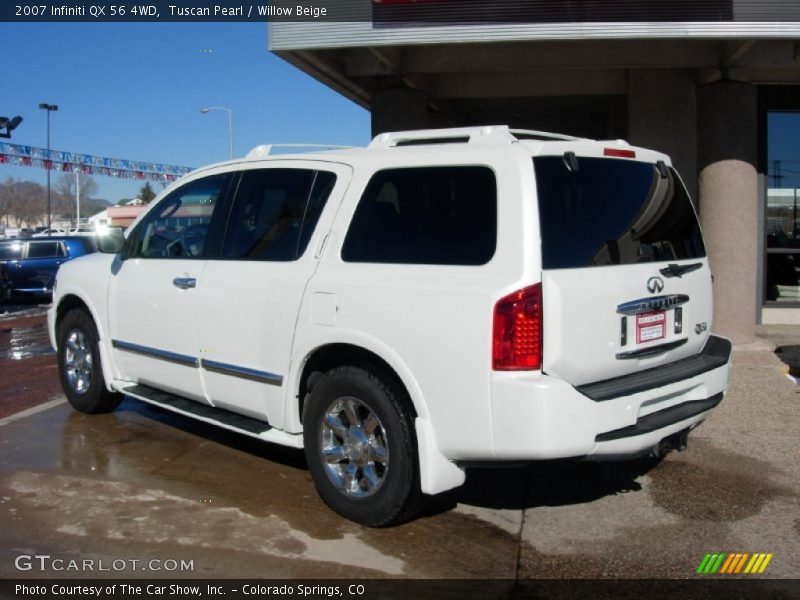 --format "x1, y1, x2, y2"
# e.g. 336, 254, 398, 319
604, 148, 637, 159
